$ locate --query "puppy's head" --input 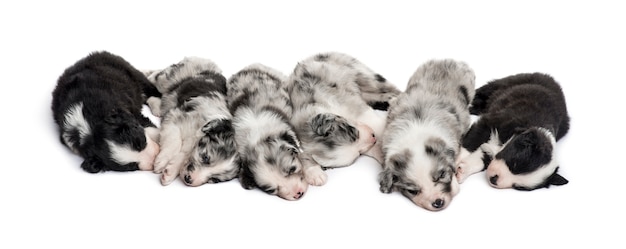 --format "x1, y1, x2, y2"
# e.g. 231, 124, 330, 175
62, 103, 159, 173
485, 127, 568, 190
304, 113, 376, 167
181, 119, 238, 186
379, 138, 460, 211
238, 131, 308, 201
